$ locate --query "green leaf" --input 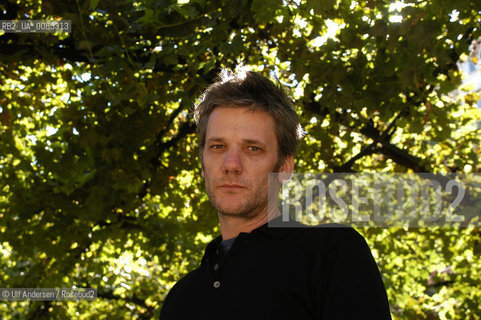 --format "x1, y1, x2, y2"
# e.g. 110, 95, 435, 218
90, 0, 101, 11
